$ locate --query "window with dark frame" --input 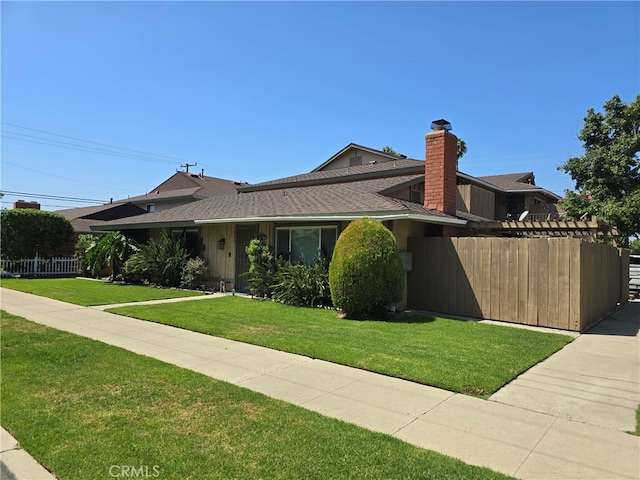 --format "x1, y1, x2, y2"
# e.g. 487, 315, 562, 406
171, 229, 200, 258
